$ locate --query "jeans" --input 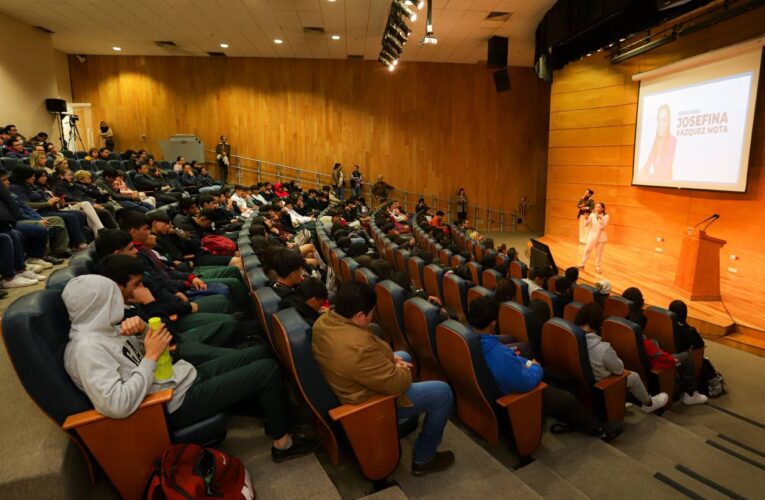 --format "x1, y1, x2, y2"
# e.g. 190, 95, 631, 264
44, 210, 87, 245
395, 351, 453, 464
334, 186, 343, 200
351, 186, 361, 198
0, 230, 26, 278
673, 351, 696, 396
16, 222, 47, 258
